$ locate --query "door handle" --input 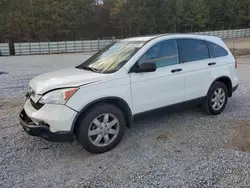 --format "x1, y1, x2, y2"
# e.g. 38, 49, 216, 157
208, 62, 216, 66
171, 68, 183, 73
